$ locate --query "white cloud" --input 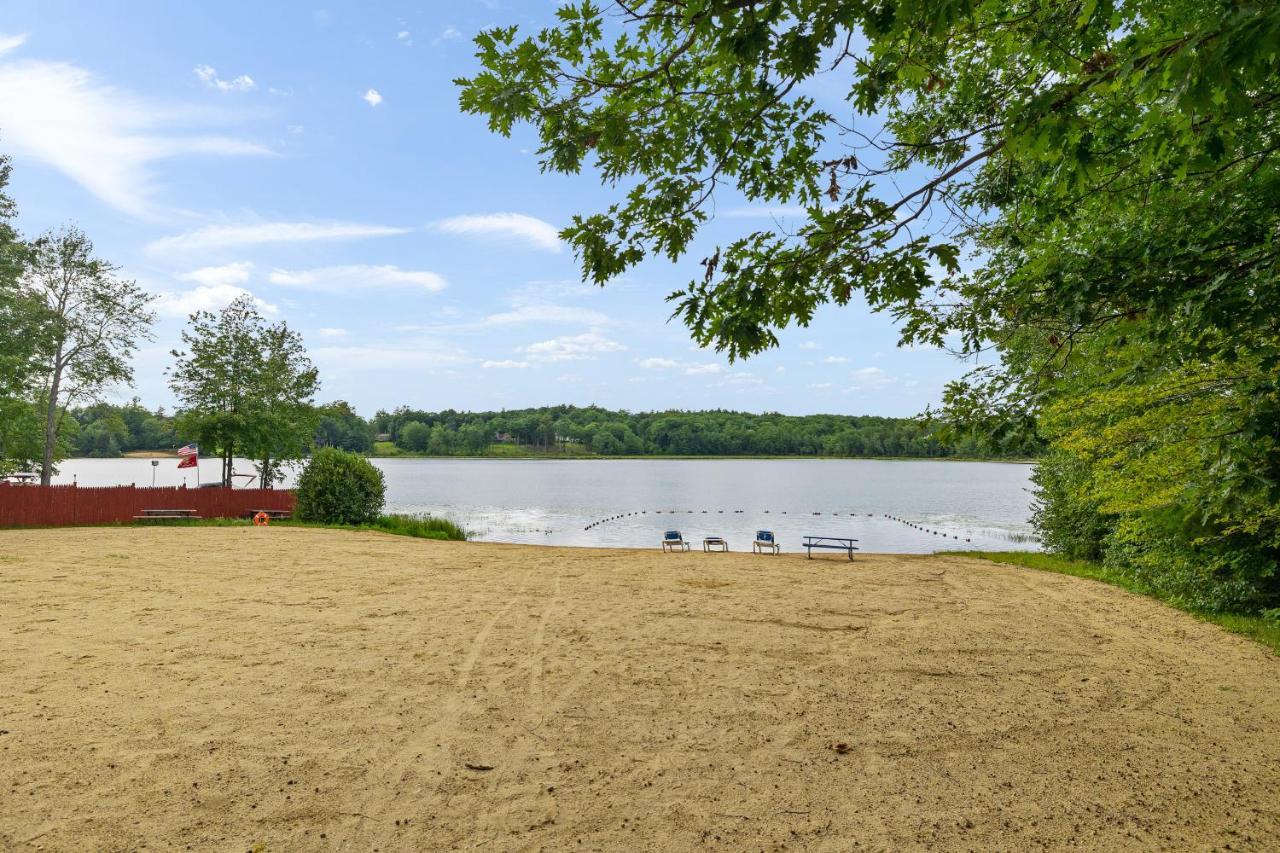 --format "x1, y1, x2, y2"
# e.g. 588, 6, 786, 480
0, 58, 272, 218
798, 341, 821, 350
0, 33, 28, 55
156, 263, 277, 317
396, 30, 413, 46
434, 213, 561, 253
808, 382, 834, 390
155, 283, 277, 318
482, 304, 608, 326
685, 363, 724, 375
725, 371, 762, 385
316, 328, 348, 338
481, 359, 529, 369
848, 366, 894, 390
193, 65, 255, 92
177, 260, 254, 288
362, 88, 383, 107
823, 355, 851, 364
525, 331, 625, 362
312, 345, 468, 371
147, 221, 409, 254
434, 25, 463, 45
638, 357, 679, 369
269, 264, 446, 293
